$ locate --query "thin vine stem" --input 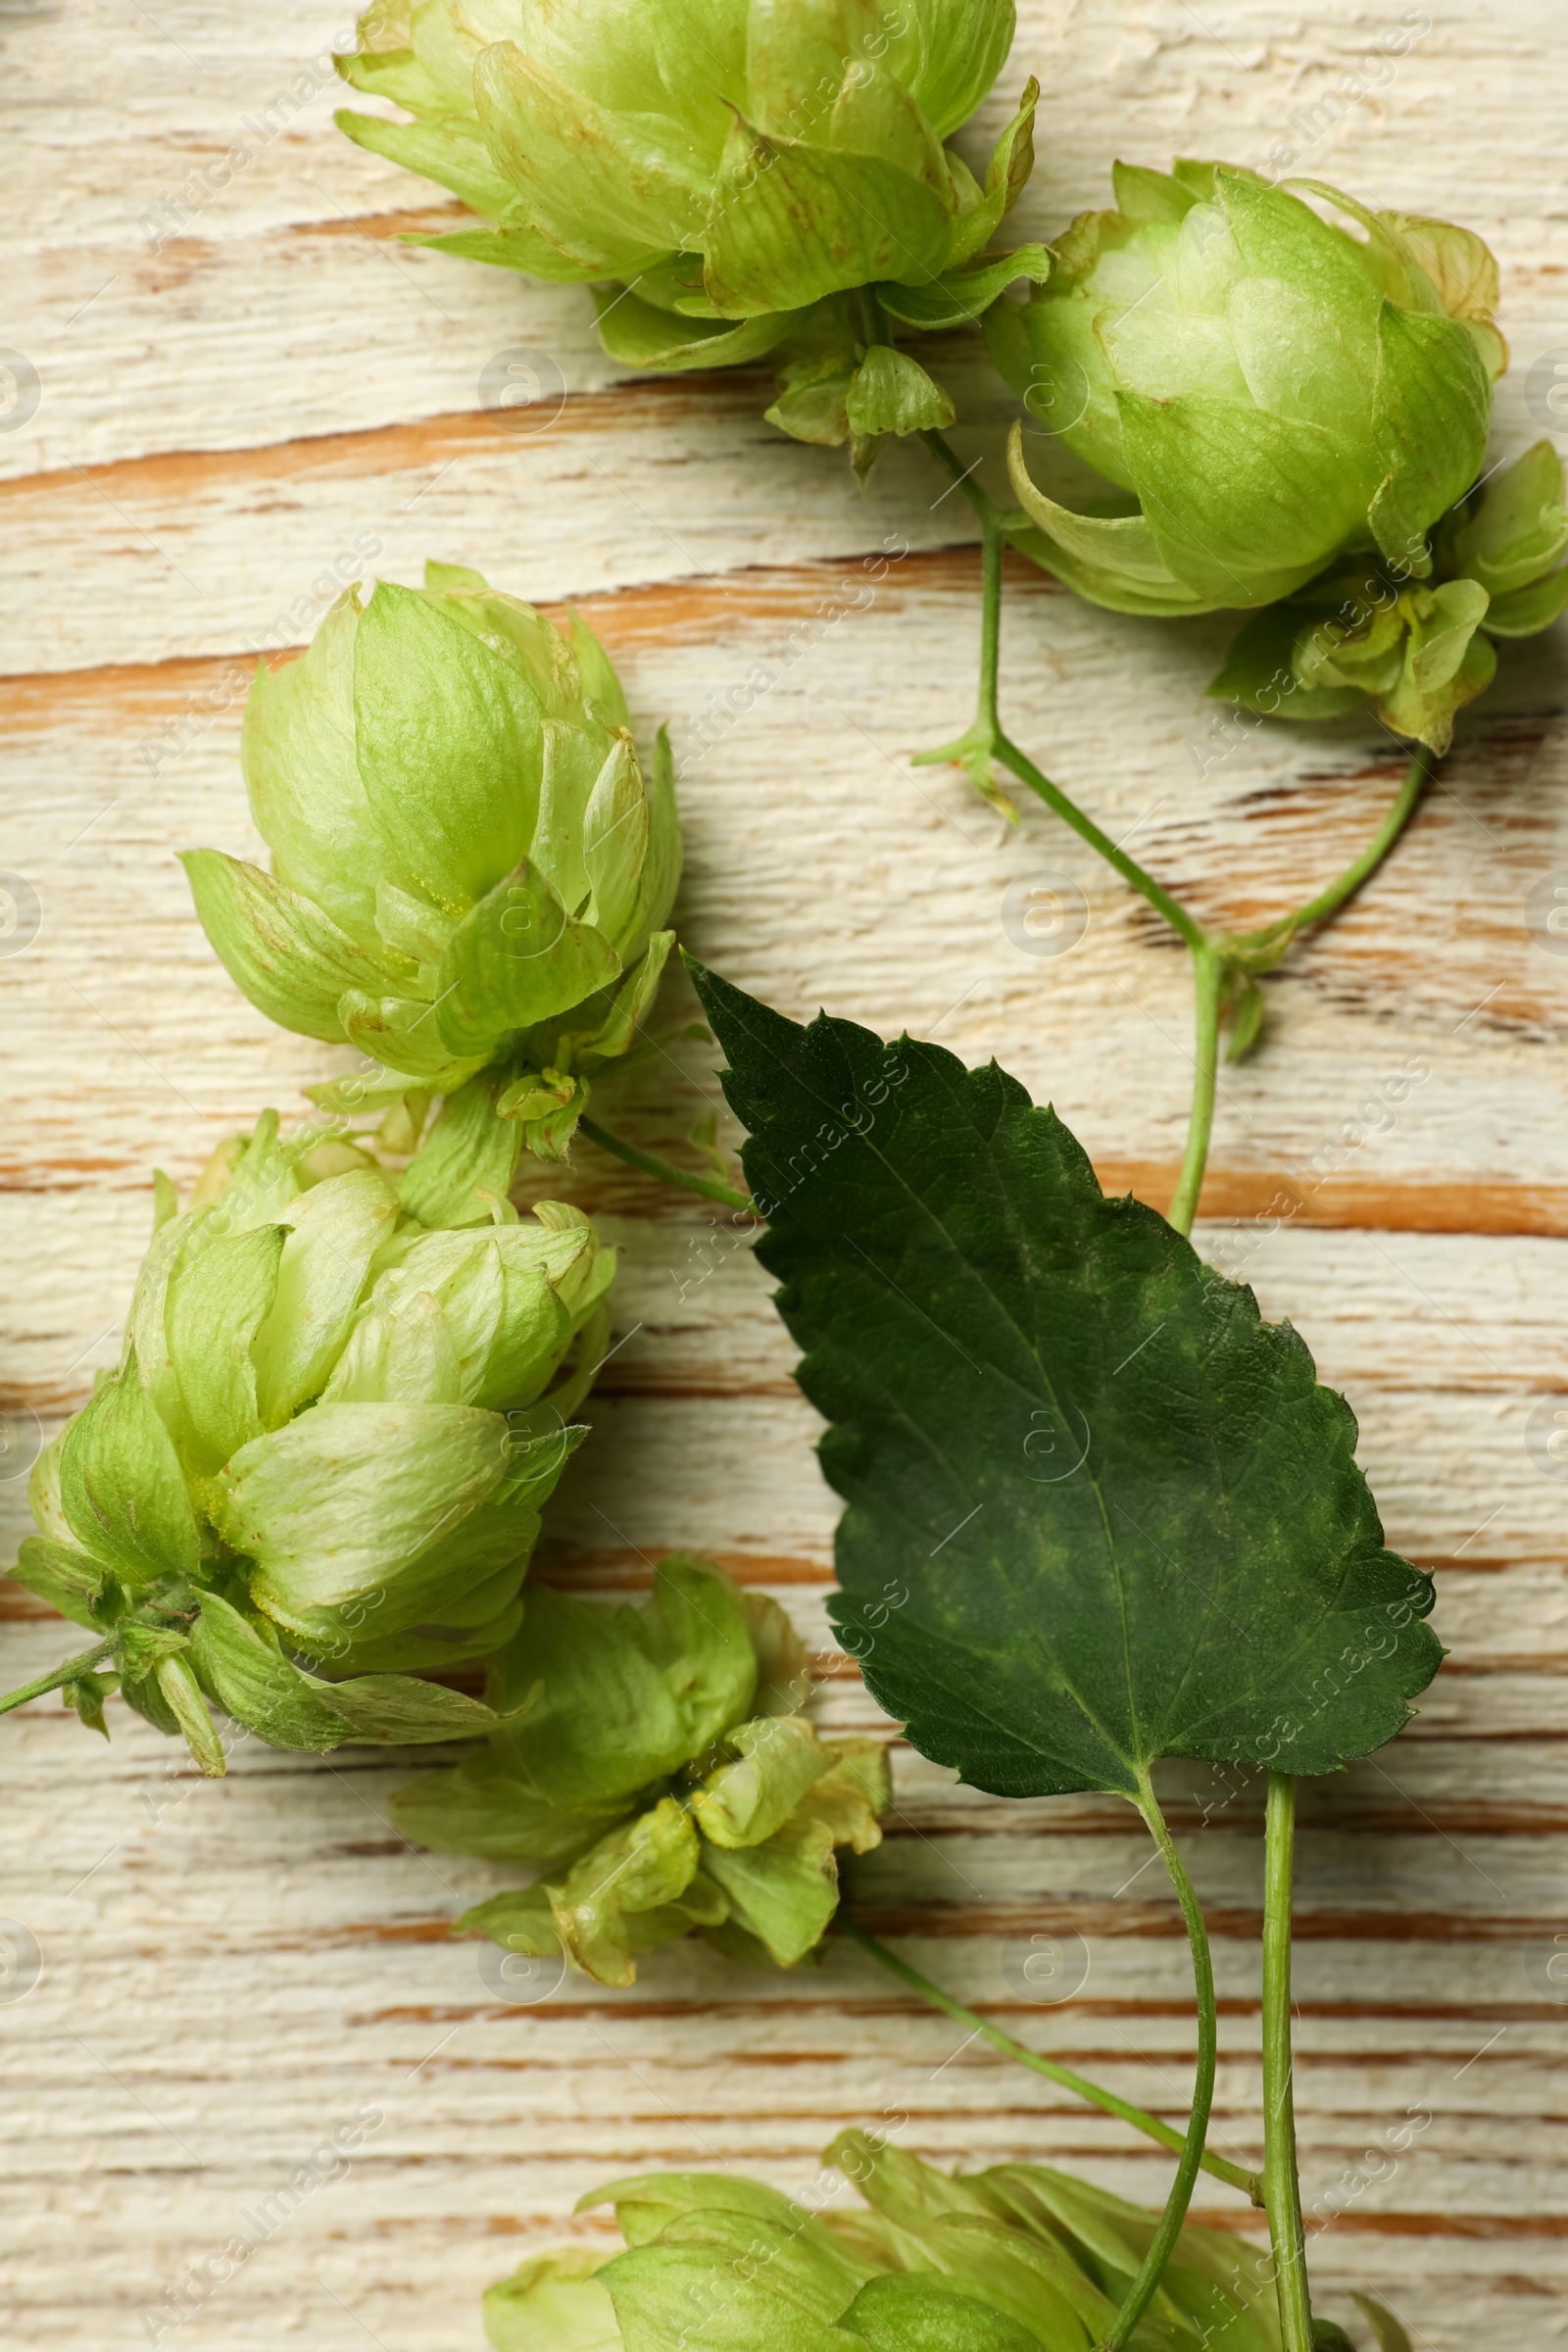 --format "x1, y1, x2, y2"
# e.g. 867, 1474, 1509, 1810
922, 423, 1010, 530
840, 1920, 1260, 2202
975, 494, 1004, 735
1101, 1784, 1219, 2350
994, 724, 1210, 955
1234, 744, 1435, 957
1262, 1773, 1315, 2352
0, 1639, 114, 1719
1166, 945, 1224, 1238
577, 1115, 752, 1214
921, 431, 1209, 953
919, 430, 1440, 1013
1167, 750, 1435, 1230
